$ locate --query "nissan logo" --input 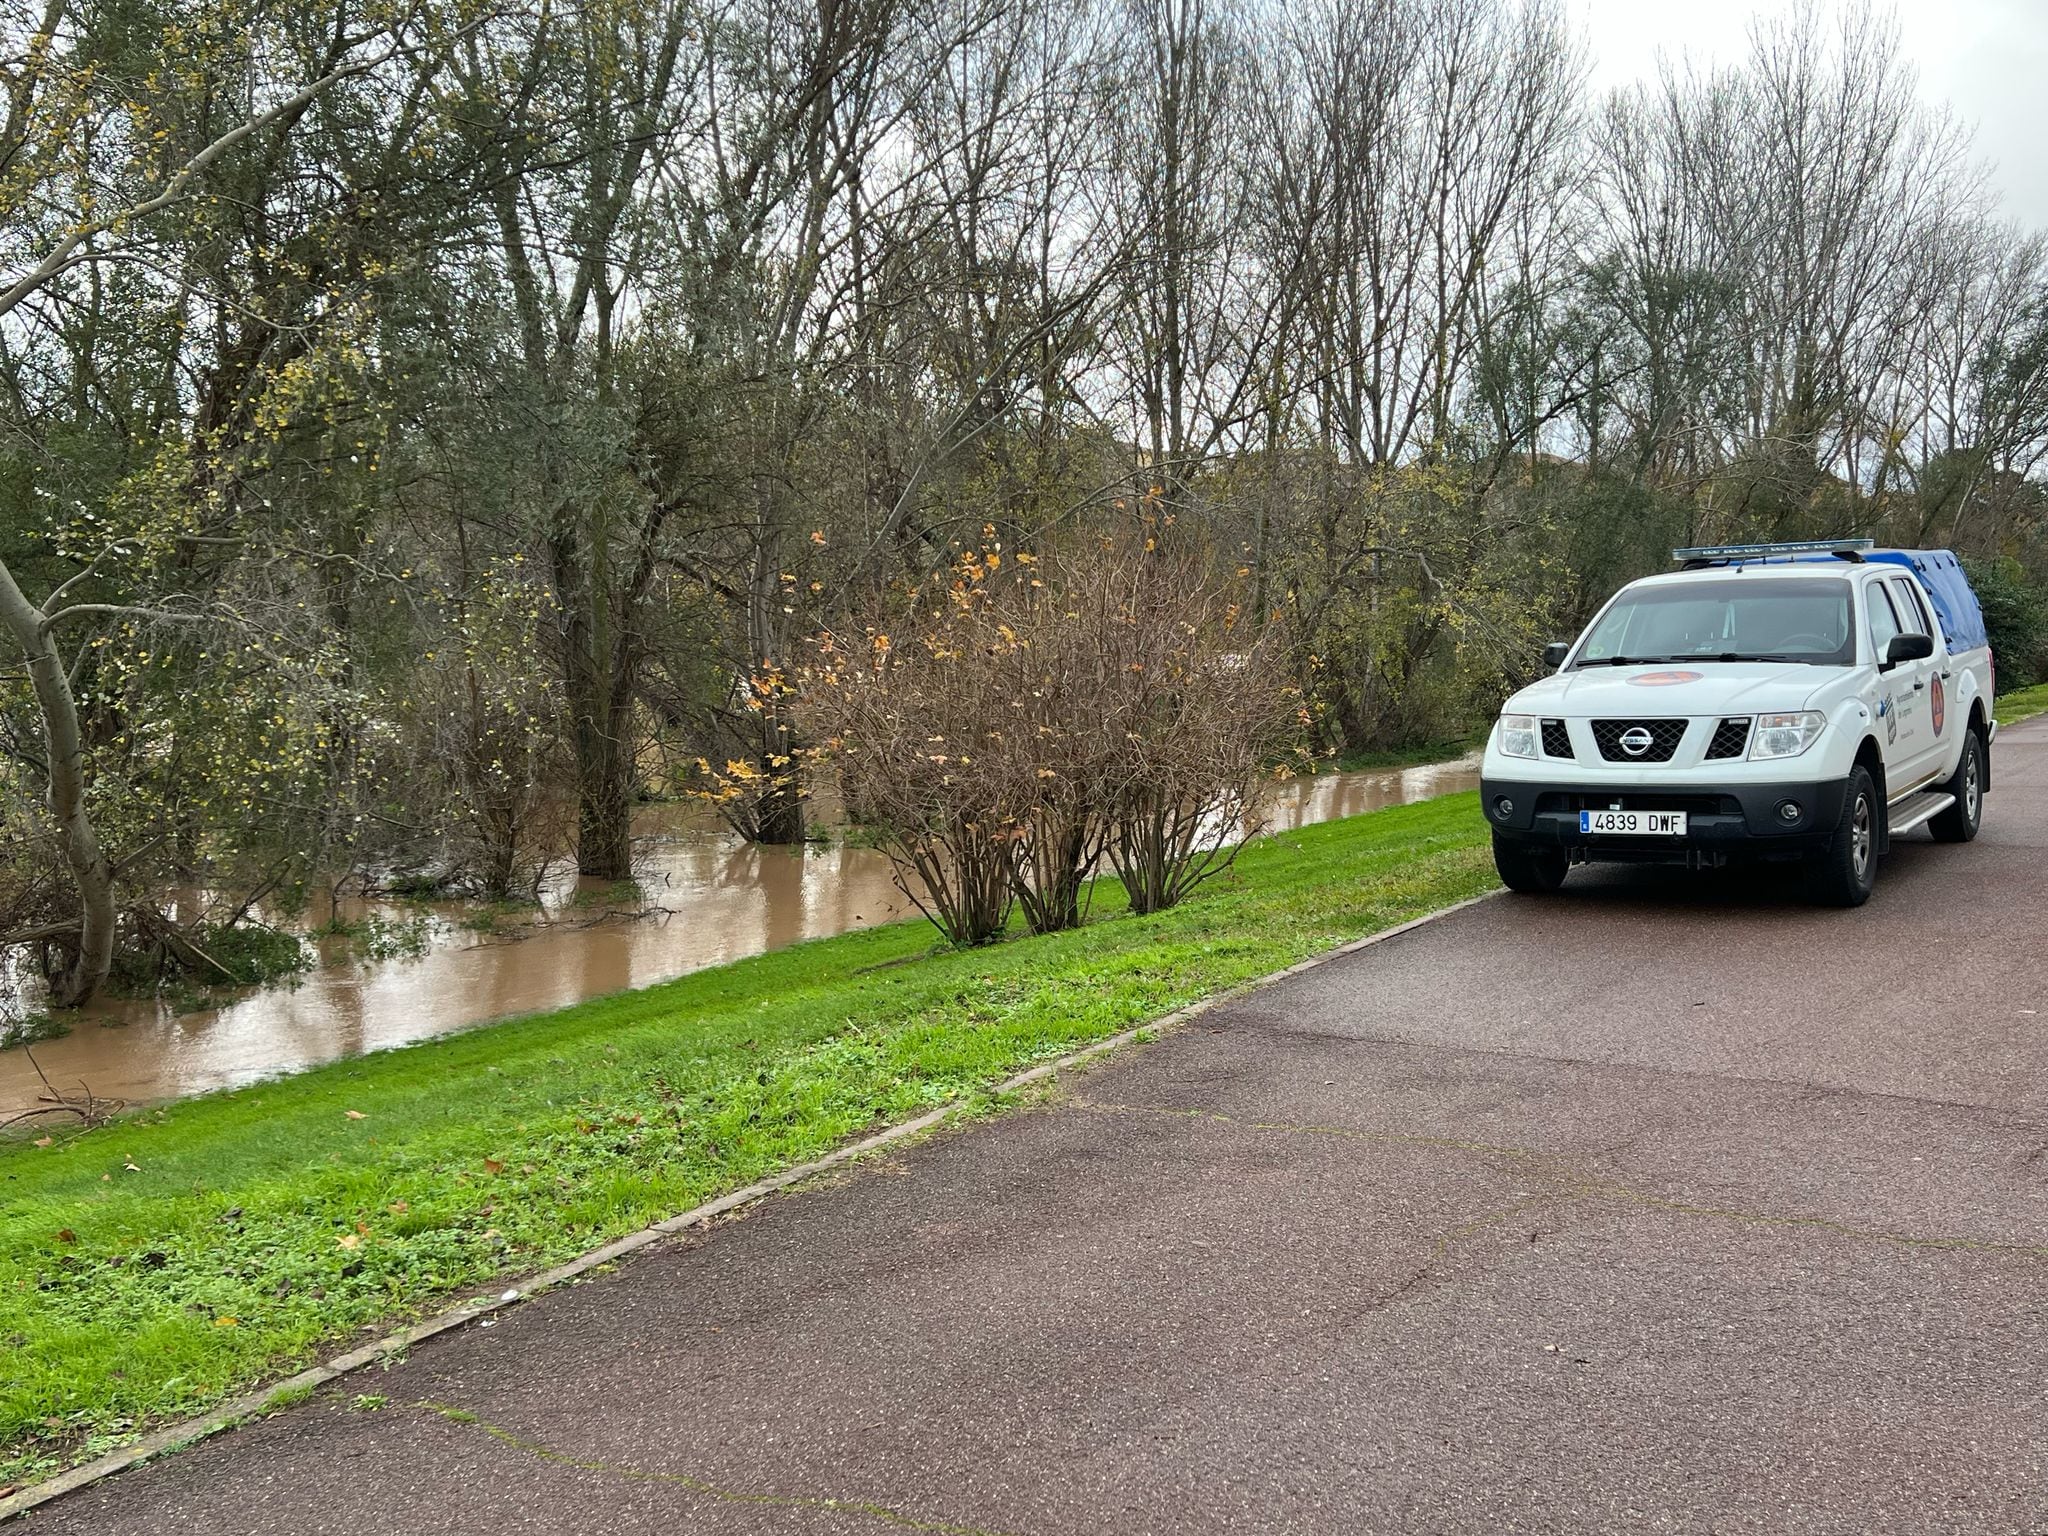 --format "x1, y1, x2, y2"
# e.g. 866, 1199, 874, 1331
1619, 727, 1655, 757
